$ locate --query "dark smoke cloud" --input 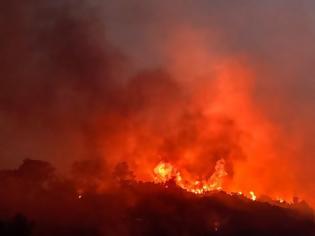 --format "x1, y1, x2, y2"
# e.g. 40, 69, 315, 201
0, 0, 245, 177
1, 0, 315, 205
0, 0, 130, 168
1, 2, 315, 234
79, 0, 315, 202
